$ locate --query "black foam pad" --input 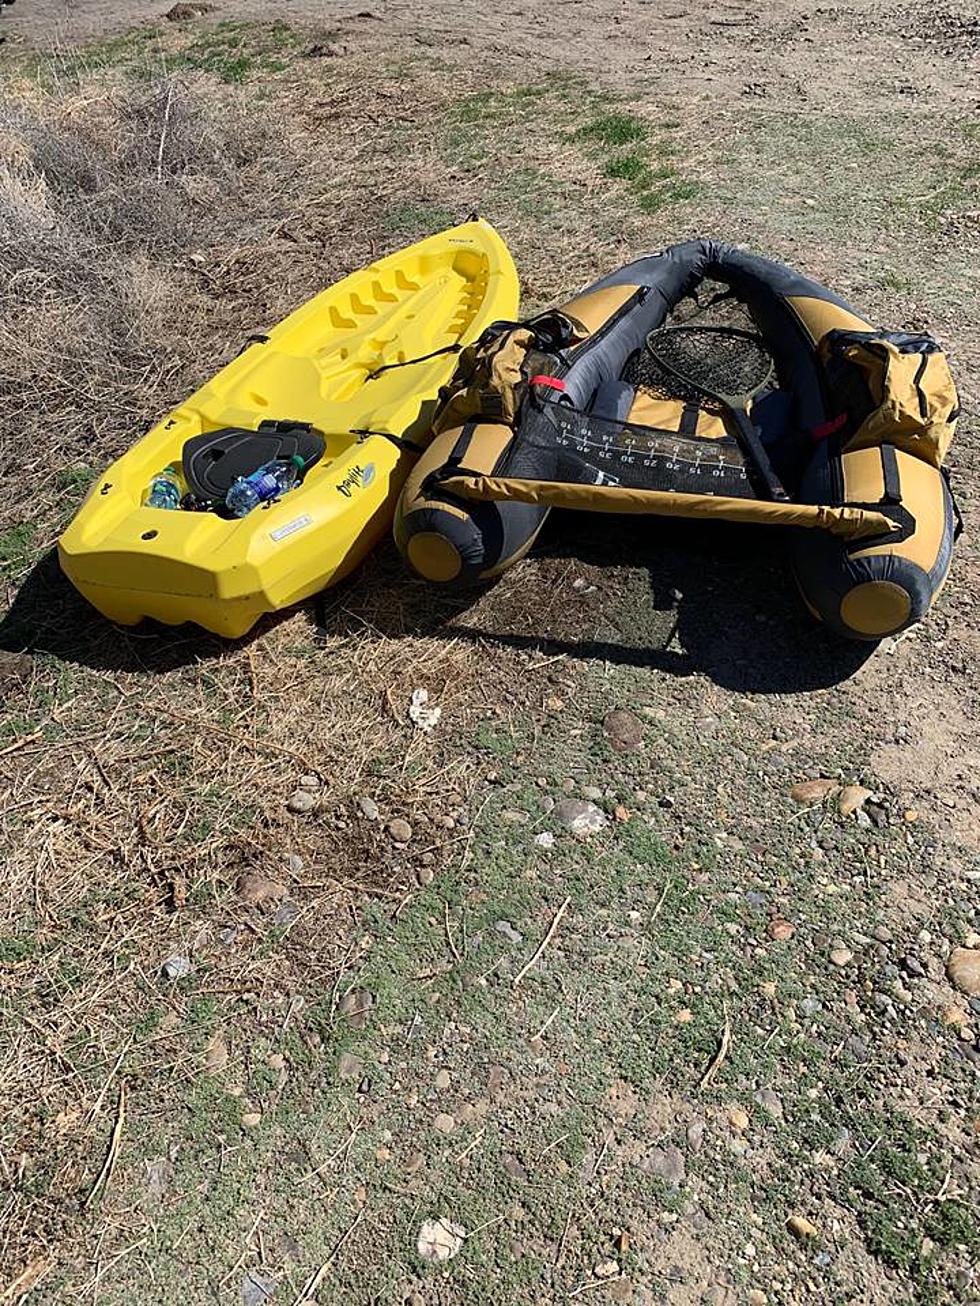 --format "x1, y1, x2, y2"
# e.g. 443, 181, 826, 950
182, 422, 325, 501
